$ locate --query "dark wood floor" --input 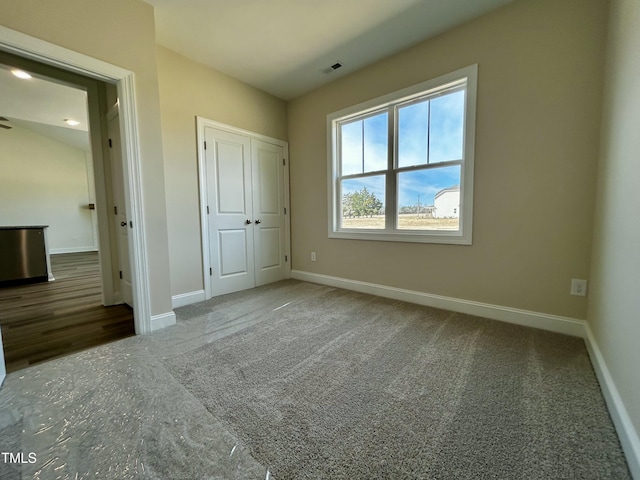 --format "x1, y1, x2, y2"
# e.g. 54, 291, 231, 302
0, 252, 134, 373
